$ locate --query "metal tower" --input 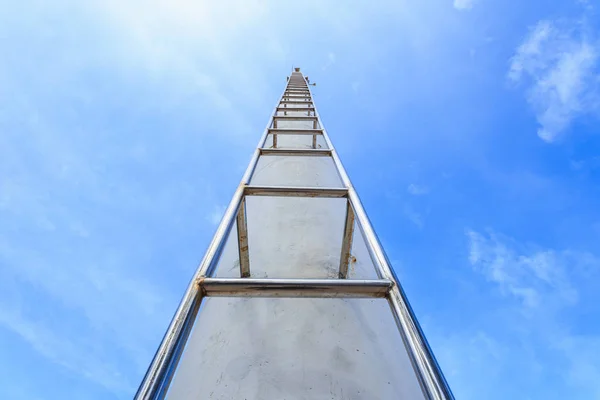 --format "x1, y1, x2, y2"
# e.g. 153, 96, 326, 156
136, 68, 453, 399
